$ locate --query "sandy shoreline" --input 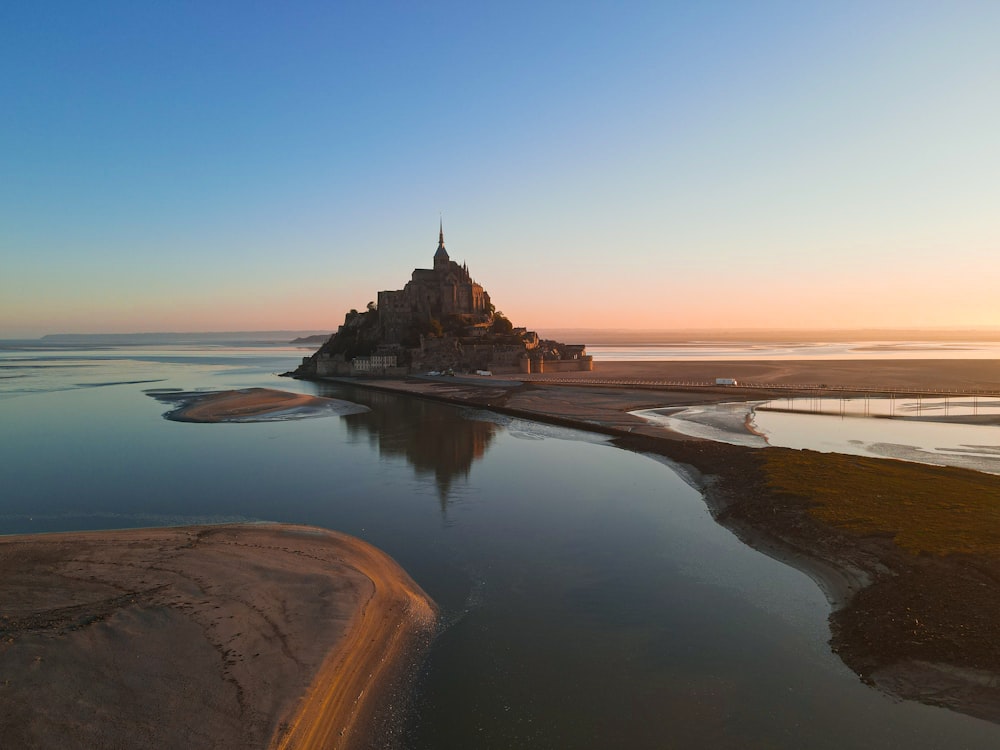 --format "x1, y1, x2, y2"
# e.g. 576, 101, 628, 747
0, 524, 436, 749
